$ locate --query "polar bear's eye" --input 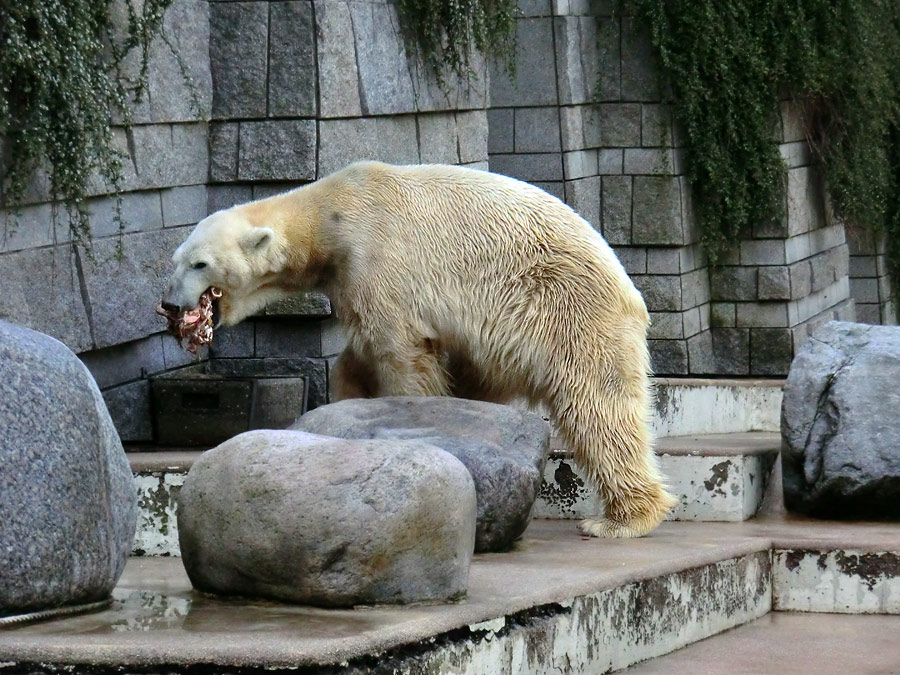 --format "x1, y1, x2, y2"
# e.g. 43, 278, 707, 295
192, 261, 208, 270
